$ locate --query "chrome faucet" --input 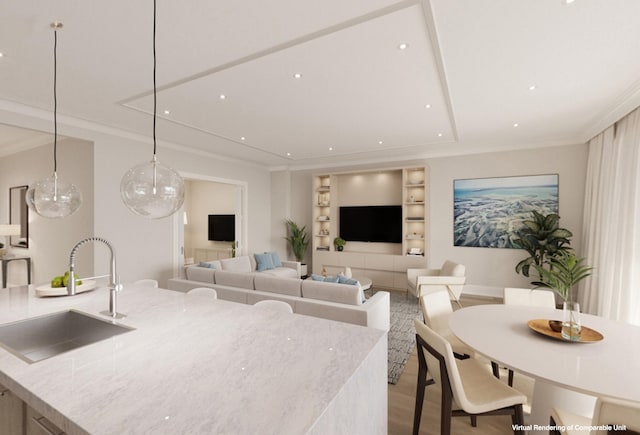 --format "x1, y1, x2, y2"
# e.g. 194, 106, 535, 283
68, 237, 125, 319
